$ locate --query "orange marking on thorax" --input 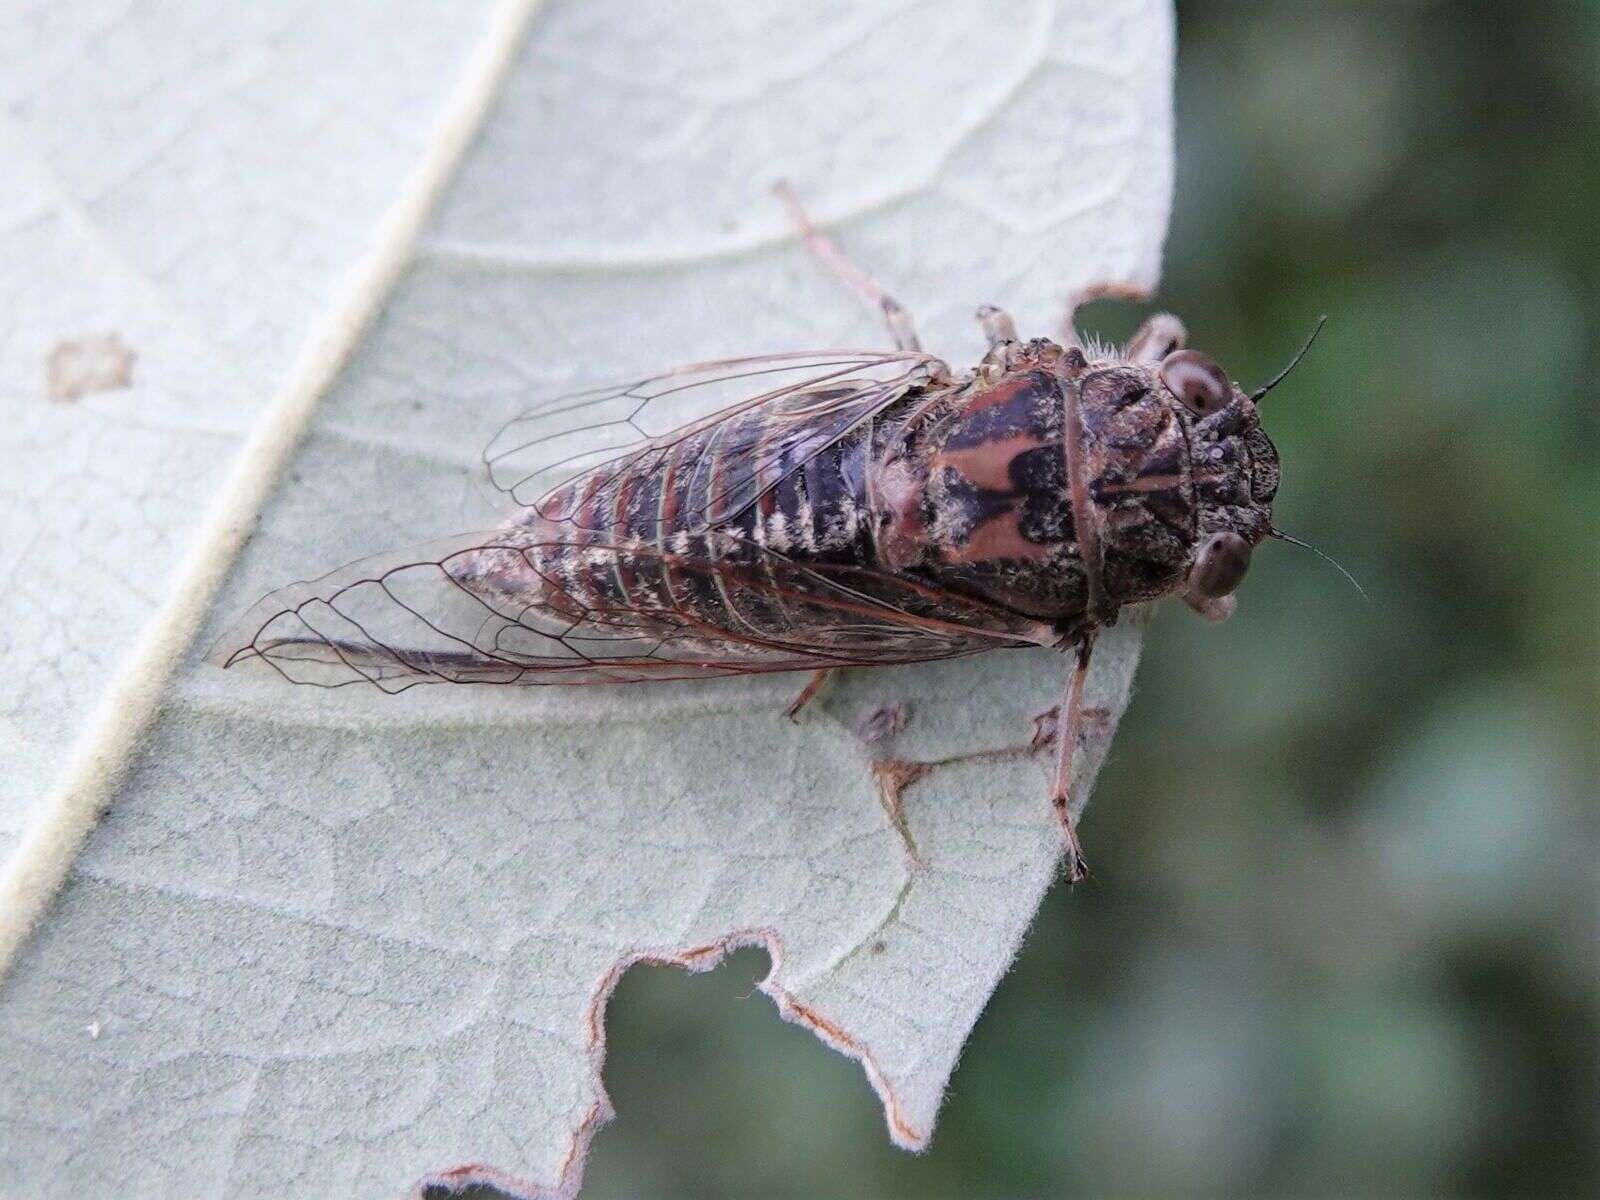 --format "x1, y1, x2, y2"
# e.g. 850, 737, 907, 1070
931, 431, 1047, 492
1094, 472, 1183, 496
940, 507, 1054, 565
957, 372, 1038, 414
